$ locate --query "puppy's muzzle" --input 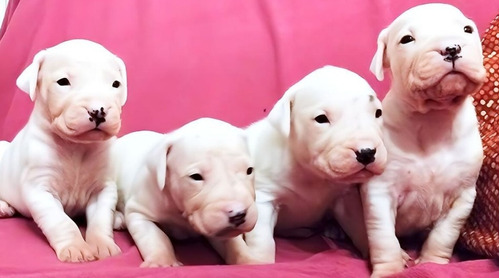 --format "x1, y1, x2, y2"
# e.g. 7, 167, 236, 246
228, 209, 247, 227
355, 148, 376, 166
88, 107, 106, 128
442, 44, 462, 67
